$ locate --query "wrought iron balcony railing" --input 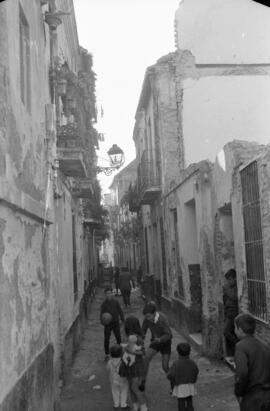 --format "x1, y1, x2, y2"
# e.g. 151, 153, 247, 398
128, 182, 140, 213
137, 149, 161, 204
70, 178, 94, 198
57, 147, 87, 178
